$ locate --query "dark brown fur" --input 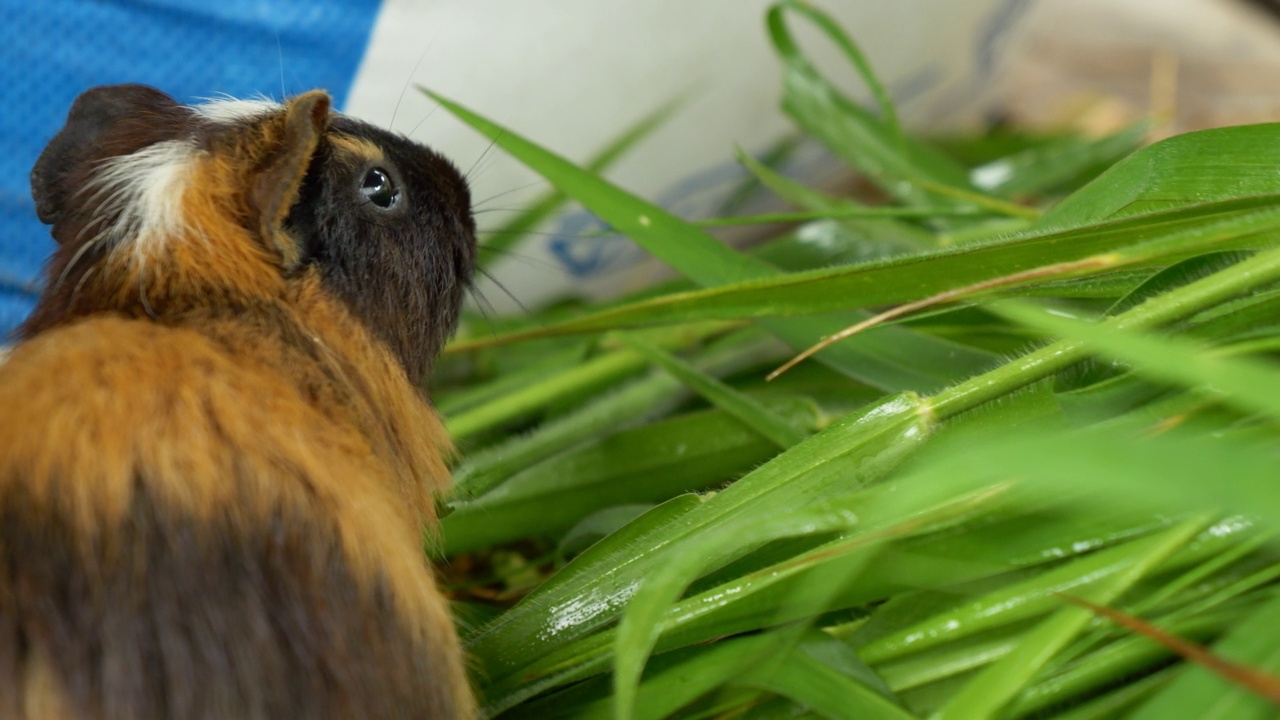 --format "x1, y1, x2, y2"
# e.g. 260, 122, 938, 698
0, 85, 476, 718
